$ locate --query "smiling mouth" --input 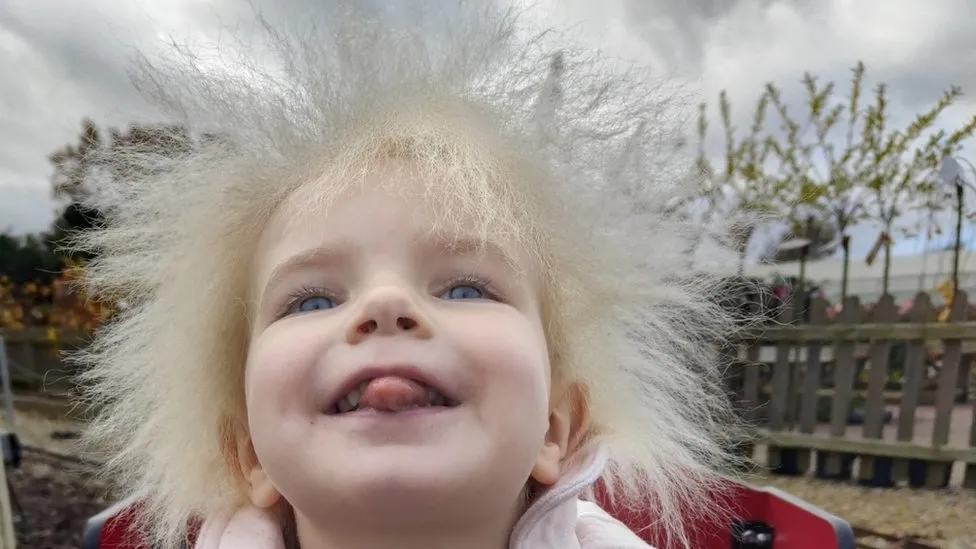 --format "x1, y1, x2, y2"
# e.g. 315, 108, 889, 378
331, 376, 460, 414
